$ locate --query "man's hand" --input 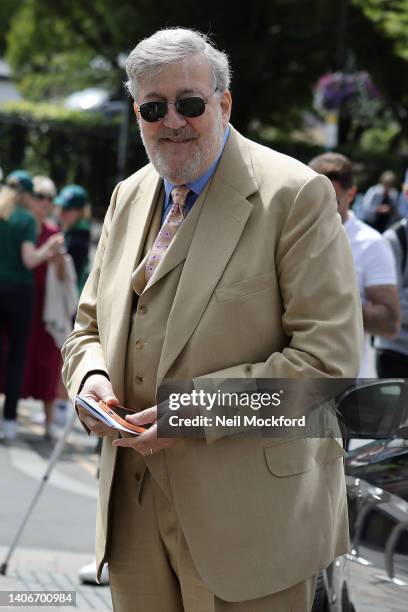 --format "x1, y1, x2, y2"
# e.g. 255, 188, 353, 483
112, 406, 178, 456
77, 373, 119, 437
